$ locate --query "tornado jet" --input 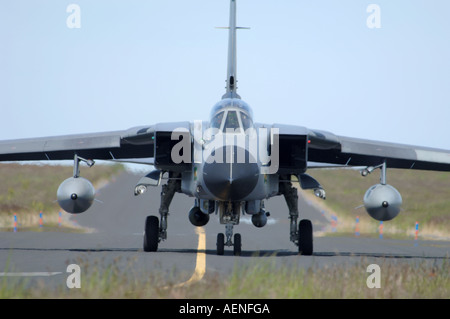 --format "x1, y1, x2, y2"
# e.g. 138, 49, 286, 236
1, 0, 449, 255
